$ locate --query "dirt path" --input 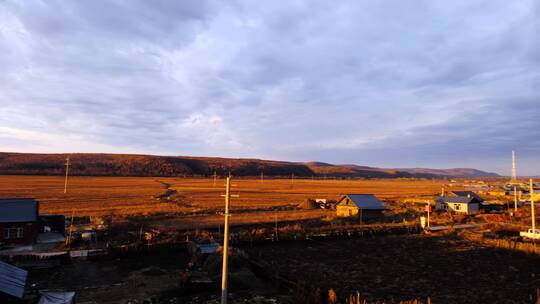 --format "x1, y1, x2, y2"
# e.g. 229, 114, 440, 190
150, 209, 331, 229
154, 180, 177, 202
